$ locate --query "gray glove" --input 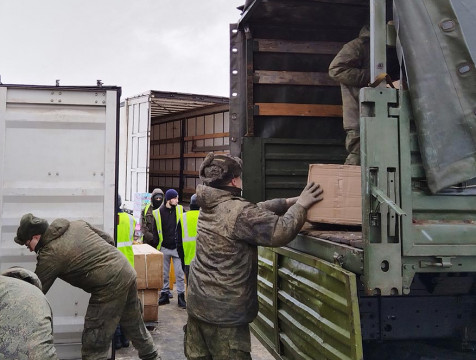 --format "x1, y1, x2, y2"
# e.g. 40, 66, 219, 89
297, 182, 323, 209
